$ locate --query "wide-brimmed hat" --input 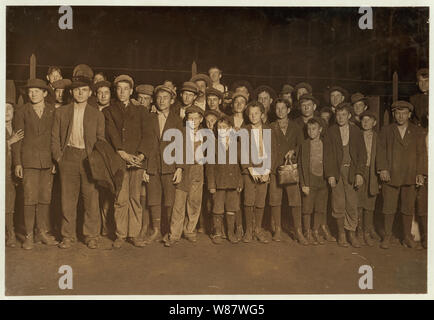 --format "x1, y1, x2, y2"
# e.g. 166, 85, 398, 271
52, 79, 72, 90
70, 76, 93, 90
180, 81, 199, 94
351, 92, 368, 105
206, 87, 223, 100
190, 74, 212, 88
299, 93, 320, 107
73, 64, 94, 79
22, 78, 50, 91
